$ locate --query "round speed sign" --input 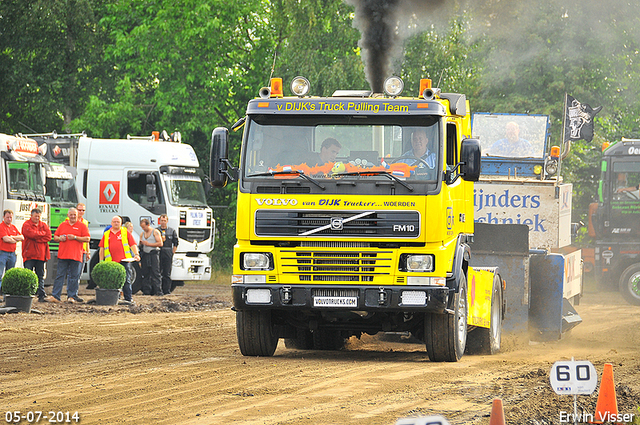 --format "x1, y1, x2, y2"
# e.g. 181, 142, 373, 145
549, 360, 598, 395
